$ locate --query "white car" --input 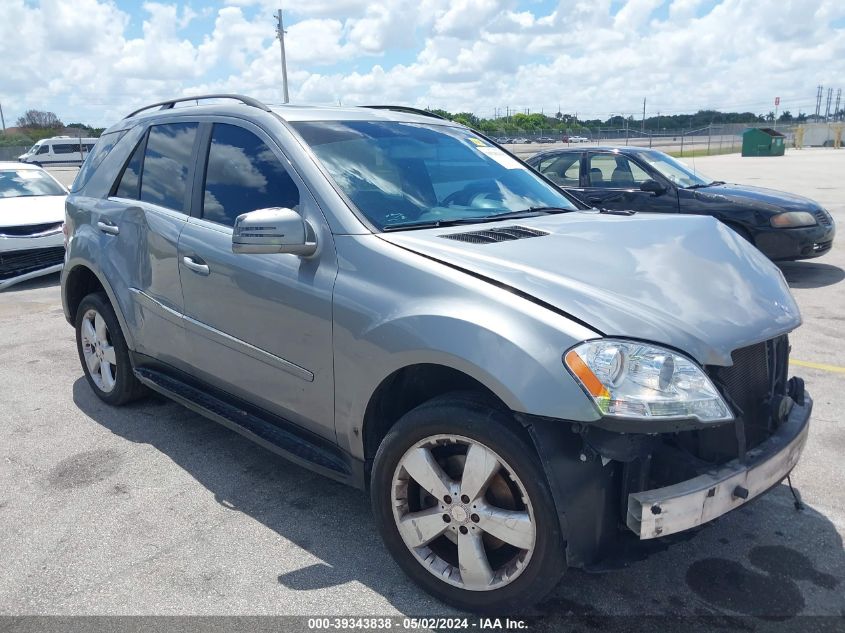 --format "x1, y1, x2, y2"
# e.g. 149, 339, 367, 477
0, 162, 67, 290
